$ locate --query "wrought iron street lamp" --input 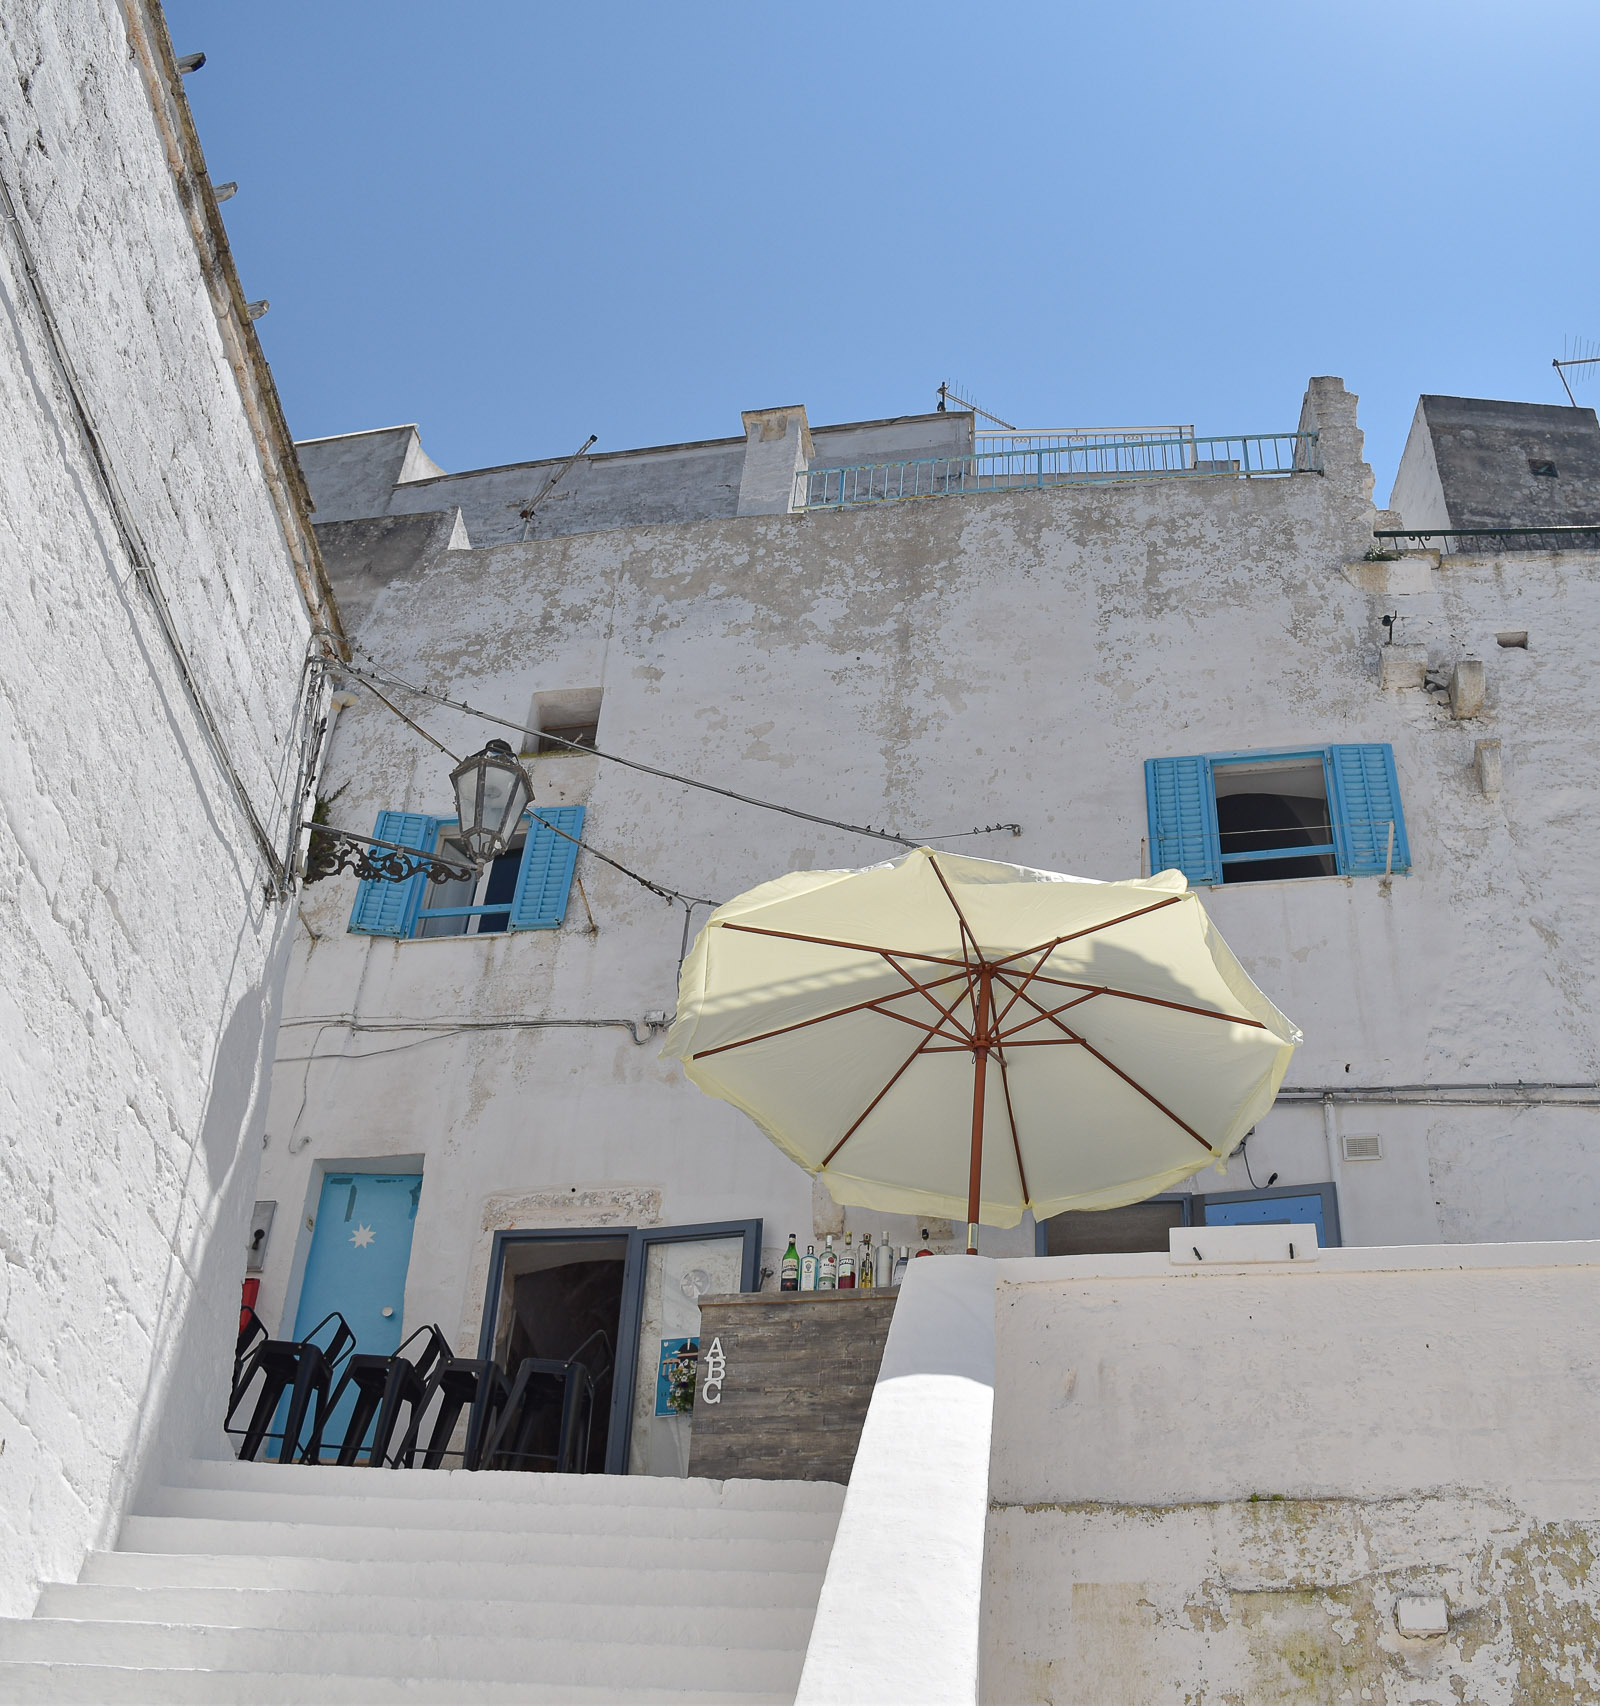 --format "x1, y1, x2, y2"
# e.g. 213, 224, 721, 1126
301, 739, 534, 887
450, 739, 533, 863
